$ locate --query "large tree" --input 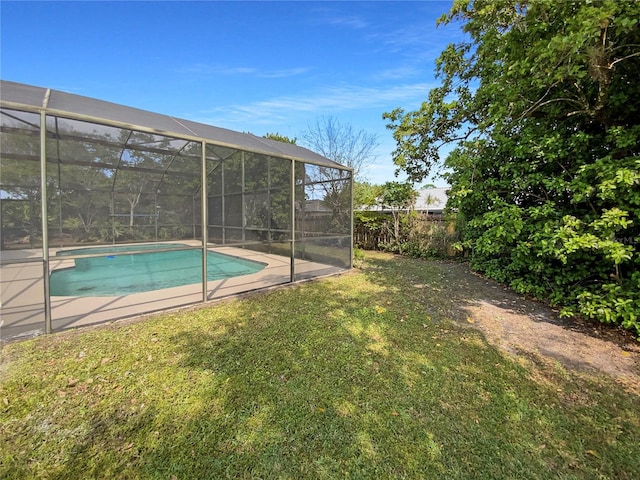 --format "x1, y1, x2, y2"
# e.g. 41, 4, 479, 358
381, 181, 417, 244
299, 116, 380, 217
384, 0, 640, 335
300, 116, 379, 182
